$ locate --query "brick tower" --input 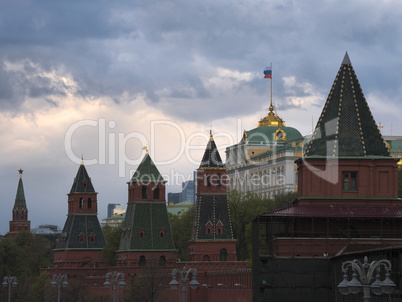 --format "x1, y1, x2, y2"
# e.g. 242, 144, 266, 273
253, 53, 402, 301
8, 169, 31, 238
189, 131, 237, 261
117, 152, 177, 267
53, 161, 106, 268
